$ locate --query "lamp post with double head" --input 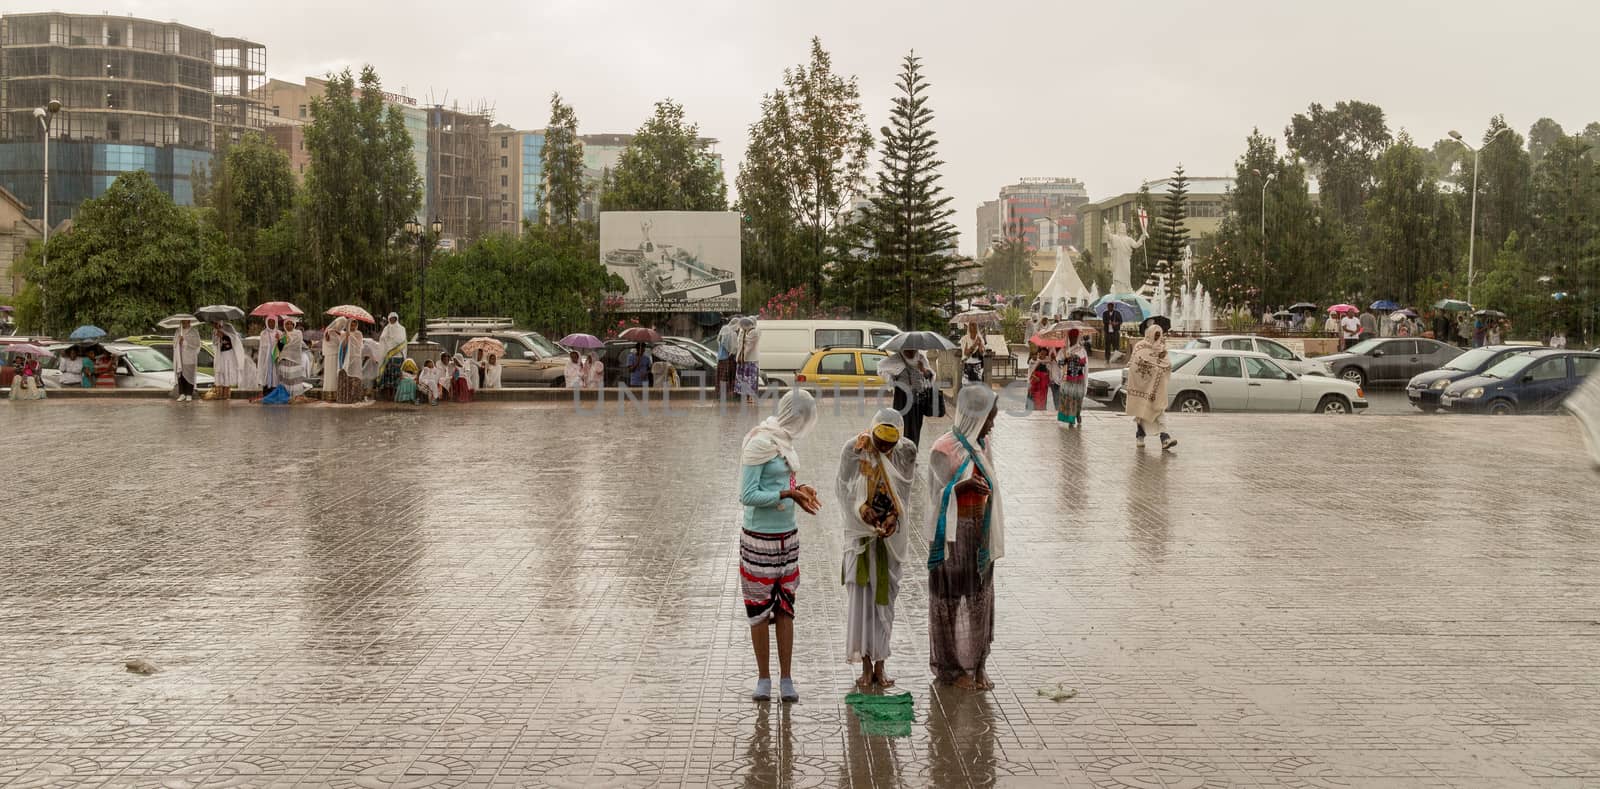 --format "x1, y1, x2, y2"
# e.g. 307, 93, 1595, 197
32, 99, 61, 273
404, 218, 444, 343
1448, 126, 1513, 307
